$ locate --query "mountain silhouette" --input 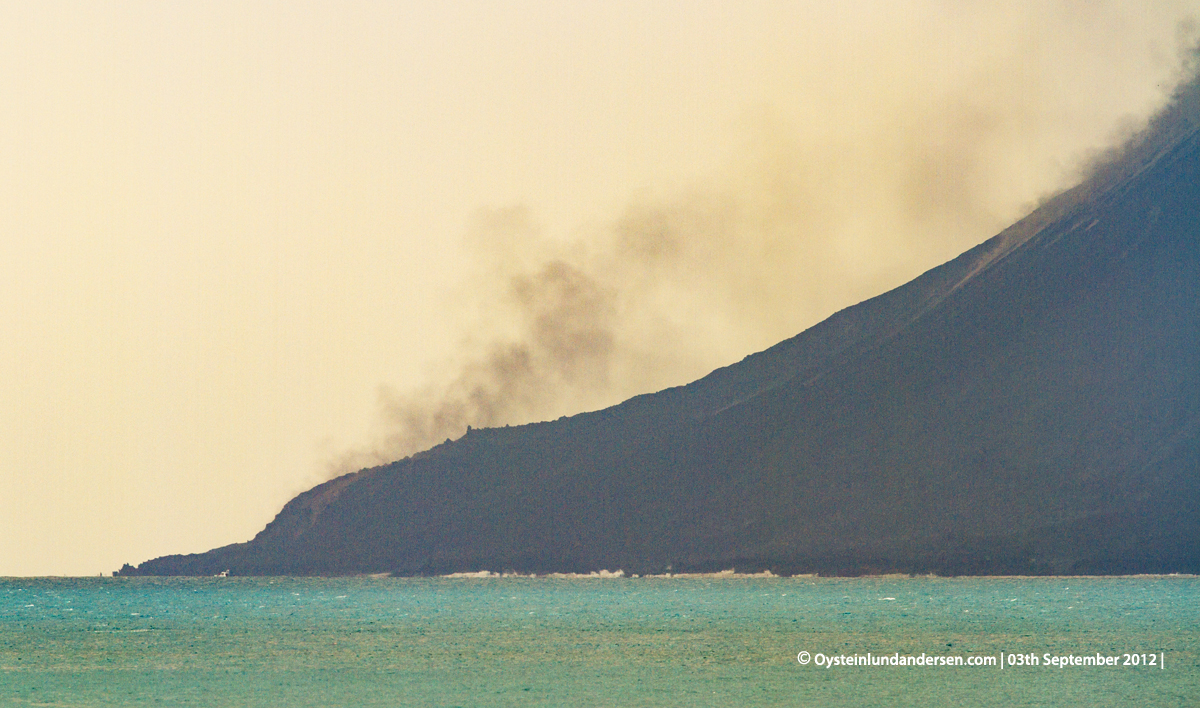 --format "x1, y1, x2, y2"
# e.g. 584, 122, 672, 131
120, 73, 1200, 577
